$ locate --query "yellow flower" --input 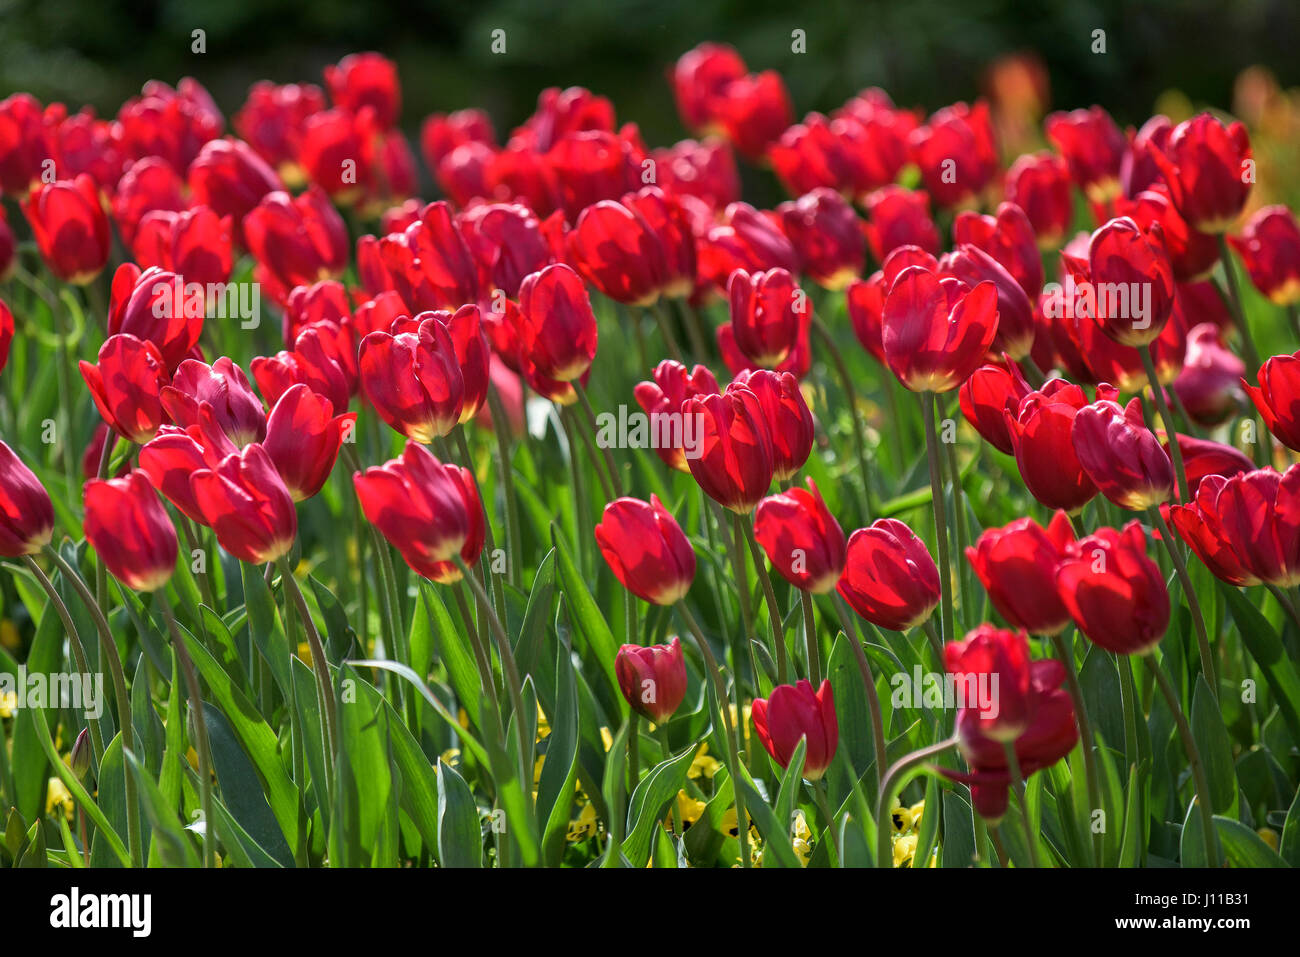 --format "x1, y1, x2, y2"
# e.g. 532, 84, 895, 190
46, 777, 75, 821
672, 790, 706, 830
891, 799, 925, 834
439, 748, 461, 768
457, 708, 470, 730
0, 619, 18, 651
533, 754, 546, 786
536, 702, 551, 741
0, 688, 16, 719
791, 810, 813, 867
600, 727, 614, 752
296, 641, 313, 667
689, 744, 721, 781
567, 801, 598, 842
893, 832, 918, 868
